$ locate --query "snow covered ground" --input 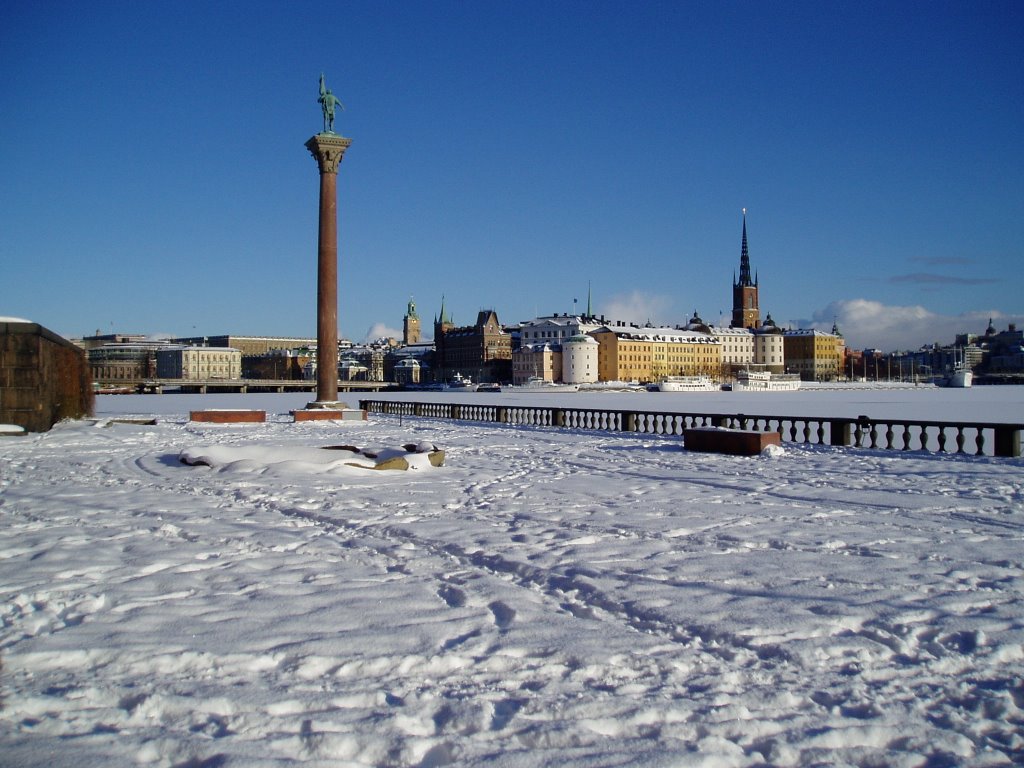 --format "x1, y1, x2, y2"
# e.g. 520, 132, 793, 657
1, 389, 1023, 767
